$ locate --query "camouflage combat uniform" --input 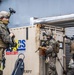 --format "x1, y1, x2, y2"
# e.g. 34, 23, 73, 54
0, 21, 13, 66
0, 11, 13, 75
67, 54, 74, 75
45, 38, 58, 75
